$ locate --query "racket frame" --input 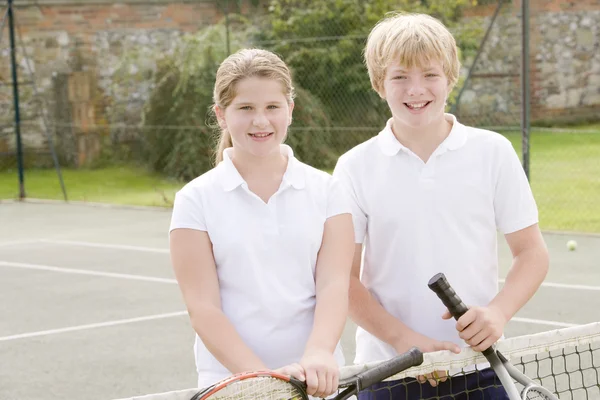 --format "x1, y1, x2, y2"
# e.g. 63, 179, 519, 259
191, 347, 424, 400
